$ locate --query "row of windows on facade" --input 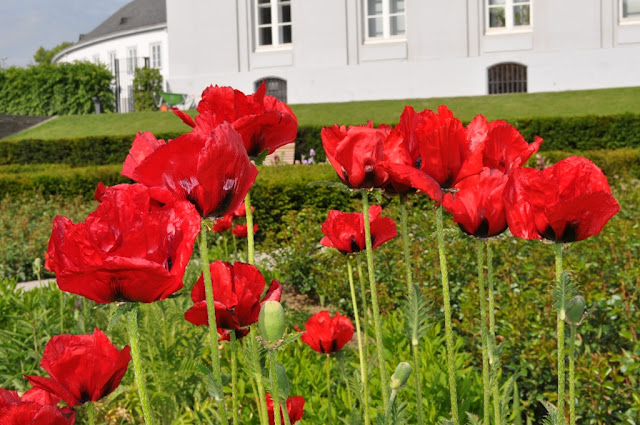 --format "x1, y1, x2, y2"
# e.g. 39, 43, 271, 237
93, 44, 162, 76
